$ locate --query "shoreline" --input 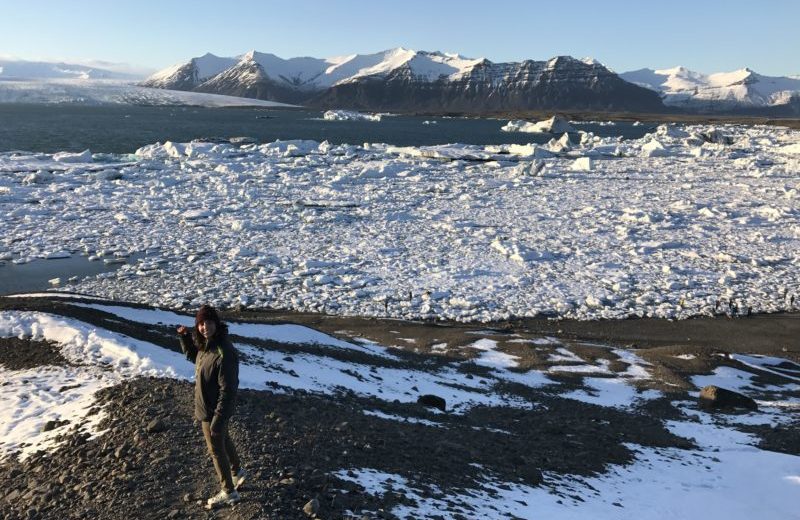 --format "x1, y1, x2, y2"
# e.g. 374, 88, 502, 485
4, 293, 798, 361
